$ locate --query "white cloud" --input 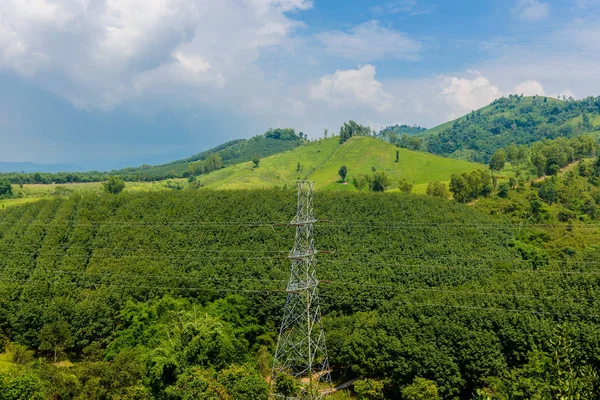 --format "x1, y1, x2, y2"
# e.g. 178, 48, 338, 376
441, 71, 503, 115
512, 80, 545, 96
512, 0, 549, 21
0, 0, 309, 109
310, 65, 395, 112
316, 21, 421, 62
